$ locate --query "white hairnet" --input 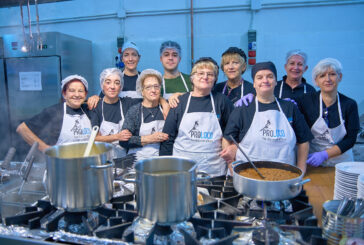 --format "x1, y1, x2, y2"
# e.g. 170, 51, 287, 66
61, 74, 88, 91
99, 68, 124, 89
136, 69, 163, 94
